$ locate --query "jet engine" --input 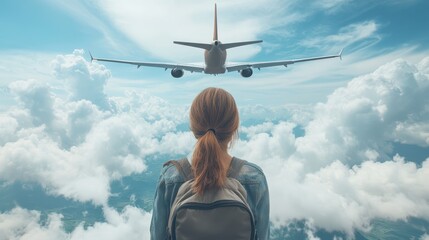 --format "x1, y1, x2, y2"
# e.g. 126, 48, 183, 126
240, 68, 253, 78
171, 68, 184, 78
